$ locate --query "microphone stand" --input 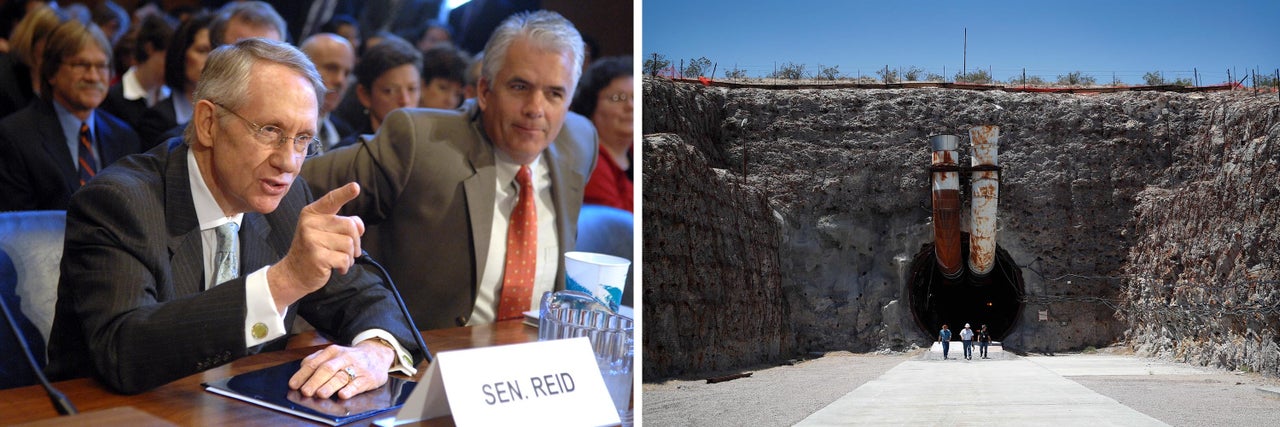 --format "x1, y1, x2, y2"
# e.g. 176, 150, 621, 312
356, 253, 431, 364
1, 297, 77, 415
